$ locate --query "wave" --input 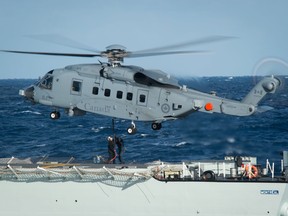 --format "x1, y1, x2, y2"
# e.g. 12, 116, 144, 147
19, 110, 41, 115
91, 126, 107, 133
35, 144, 47, 147
175, 141, 187, 147
226, 137, 236, 143
140, 133, 149, 137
